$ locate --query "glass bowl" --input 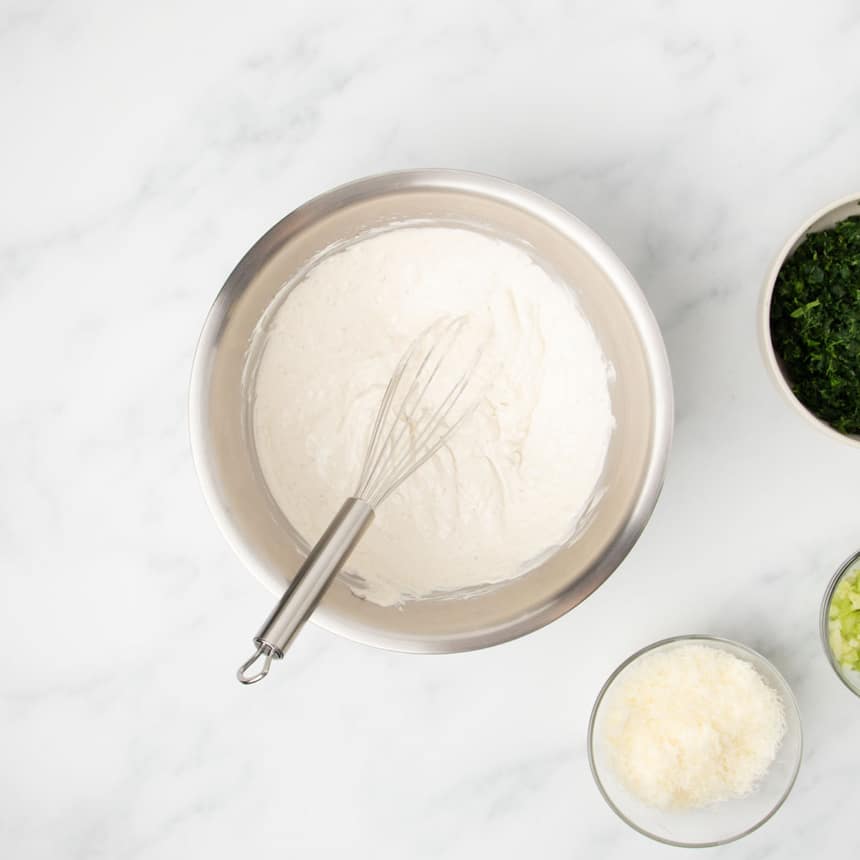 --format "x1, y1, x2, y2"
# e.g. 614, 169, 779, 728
820, 549, 860, 697
587, 635, 803, 847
